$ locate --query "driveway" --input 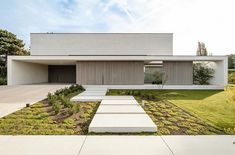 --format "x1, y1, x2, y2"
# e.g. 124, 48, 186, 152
0, 84, 69, 118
